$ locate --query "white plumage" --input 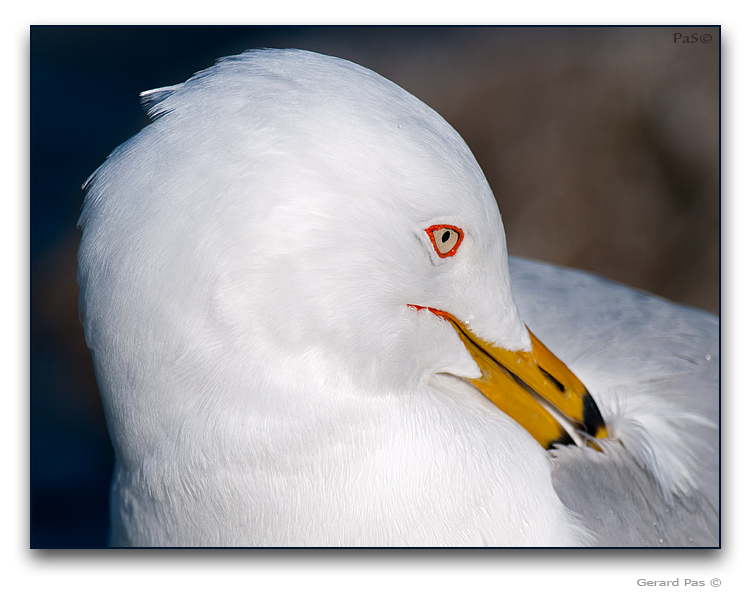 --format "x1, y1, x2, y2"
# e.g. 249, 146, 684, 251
78, 49, 718, 547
